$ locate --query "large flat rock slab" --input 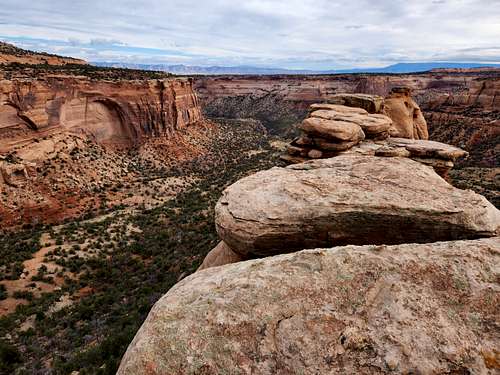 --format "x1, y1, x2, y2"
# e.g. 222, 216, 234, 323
386, 137, 469, 160
118, 238, 500, 375
216, 155, 499, 256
